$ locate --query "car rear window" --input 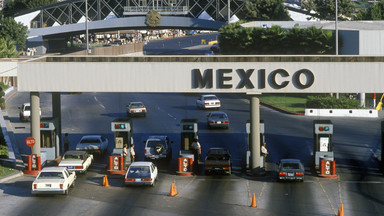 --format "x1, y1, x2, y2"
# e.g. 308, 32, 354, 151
210, 113, 226, 119
282, 162, 300, 169
130, 103, 144, 108
63, 154, 83, 160
81, 138, 100, 143
38, 172, 64, 179
146, 140, 166, 148
127, 166, 151, 178
205, 96, 218, 100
